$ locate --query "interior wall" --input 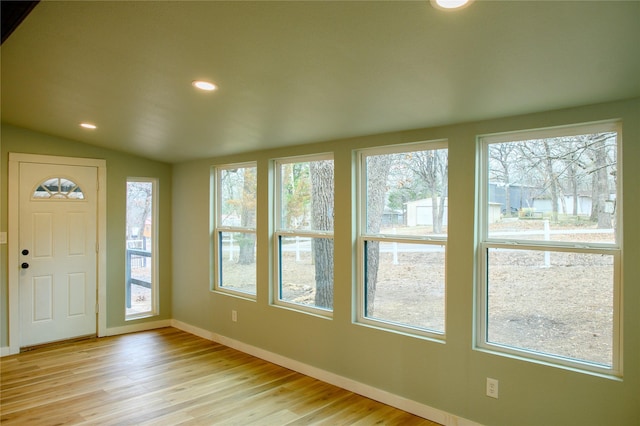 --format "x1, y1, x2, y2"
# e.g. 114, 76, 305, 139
0, 123, 173, 345
171, 98, 639, 426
